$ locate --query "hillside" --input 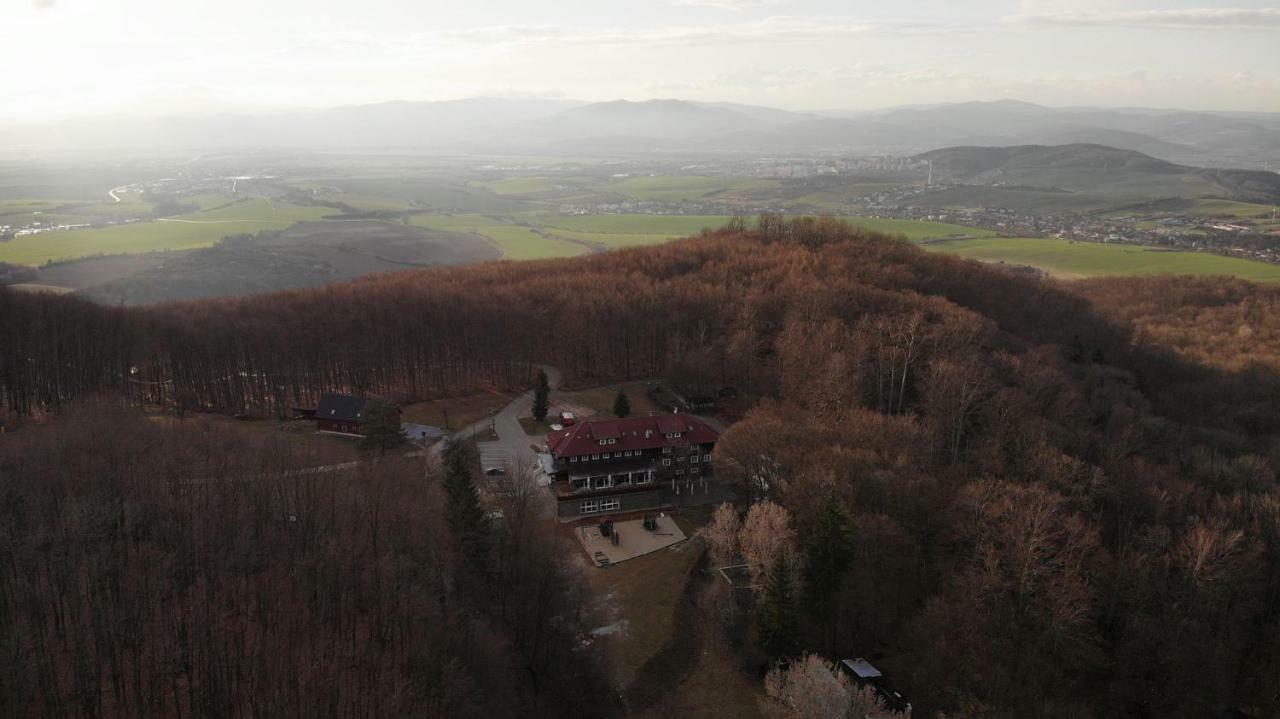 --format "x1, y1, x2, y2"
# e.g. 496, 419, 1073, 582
917, 143, 1280, 203
3, 219, 1279, 717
